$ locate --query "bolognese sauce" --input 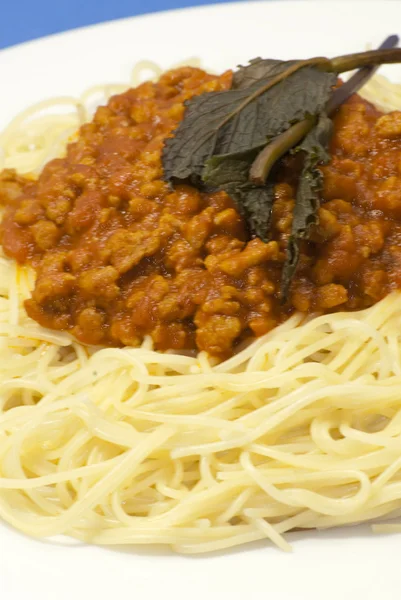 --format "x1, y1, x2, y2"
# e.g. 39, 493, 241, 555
1, 66, 401, 356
